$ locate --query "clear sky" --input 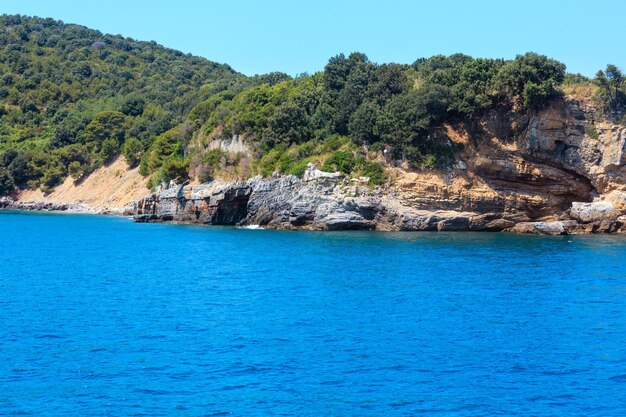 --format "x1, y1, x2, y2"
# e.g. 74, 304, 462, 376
2, 0, 624, 77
